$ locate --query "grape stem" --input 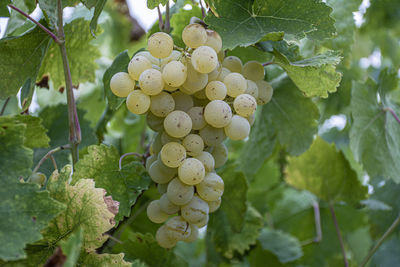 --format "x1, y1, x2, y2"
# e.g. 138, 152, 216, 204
7, 5, 62, 44
157, 6, 164, 31
329, 203, 349, 267
119, 152, 143, 170
0, 97, 10, 116
263, 61, 274, 66
33, 144, 70, 173
359, 213, 400, 267
164, 1, 170, 33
